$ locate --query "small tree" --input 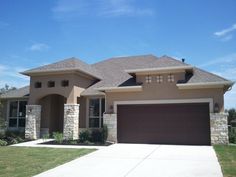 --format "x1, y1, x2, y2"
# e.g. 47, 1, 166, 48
0, 84, 16, 132
227, 108, 236, 125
